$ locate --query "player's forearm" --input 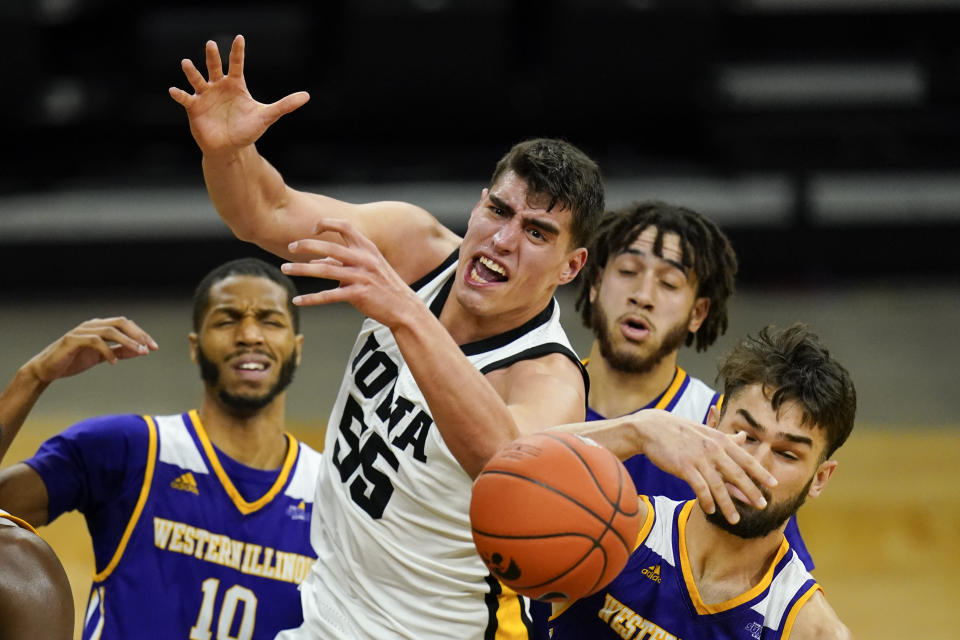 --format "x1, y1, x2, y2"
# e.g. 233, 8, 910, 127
202, 145, 297, 256
0, 366, 50, 464
547, 416, 643, 461
390, 309, 520, 478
